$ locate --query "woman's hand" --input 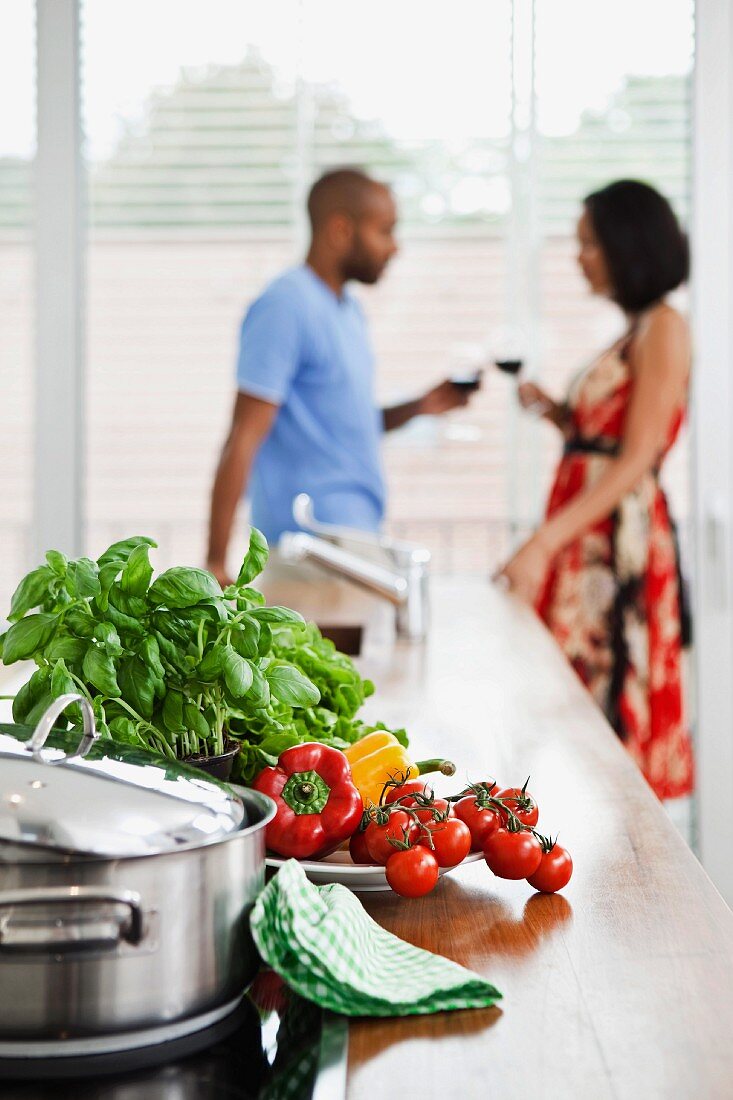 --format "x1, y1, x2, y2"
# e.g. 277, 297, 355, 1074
495, 535, 552, 605
518, 382, 554, 417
